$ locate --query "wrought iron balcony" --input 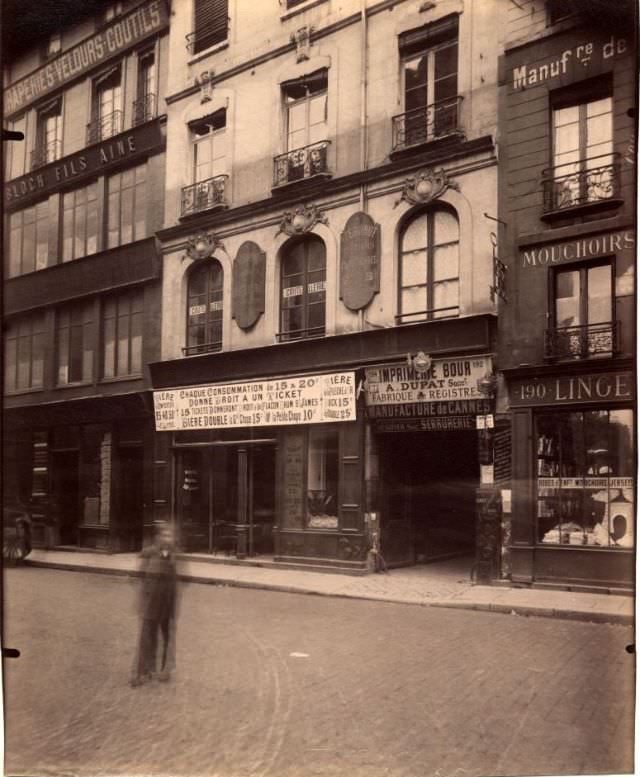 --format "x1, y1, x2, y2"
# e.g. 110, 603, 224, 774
544, 321, 619, 361
86, 110, 123, 145
132, 93, 157, 127
273, 140, 331, 188
30, 139, 62, 170
392, 96, 463, 152
276, 325, 325, 343
181, 175, 229, 218
182, 340, 222, 356
542, 153, 620, 215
